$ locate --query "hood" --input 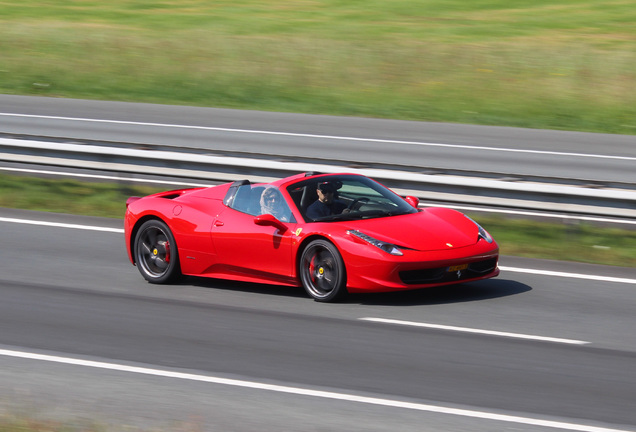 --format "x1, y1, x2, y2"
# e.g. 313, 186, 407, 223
344, 208, 479, 251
